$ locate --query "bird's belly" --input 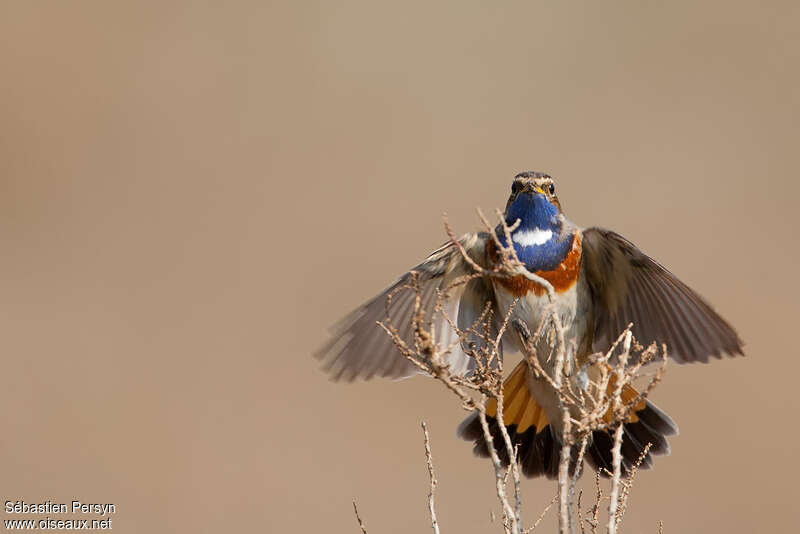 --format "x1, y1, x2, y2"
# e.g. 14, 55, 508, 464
494, 281, 584, 361
494, 279, 592, 435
